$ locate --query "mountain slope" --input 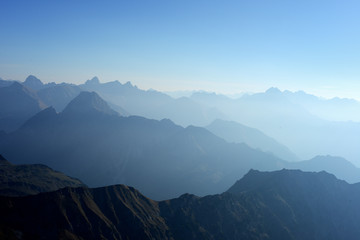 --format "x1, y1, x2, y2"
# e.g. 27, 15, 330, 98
0, 82, 47, 132
206, 119, 299, 161
22, 75, 45, 90
0, 185, 172, 240
61, 91, 119, 116
0, 155, 85, 196
37, 83, 82, 112
2, 170, 360, 239
0, 92, 284, 200
286, 155, 360, 183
